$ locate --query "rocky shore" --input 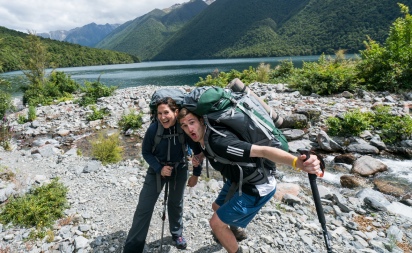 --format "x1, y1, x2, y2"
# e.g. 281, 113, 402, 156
0, 83, 411, 253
